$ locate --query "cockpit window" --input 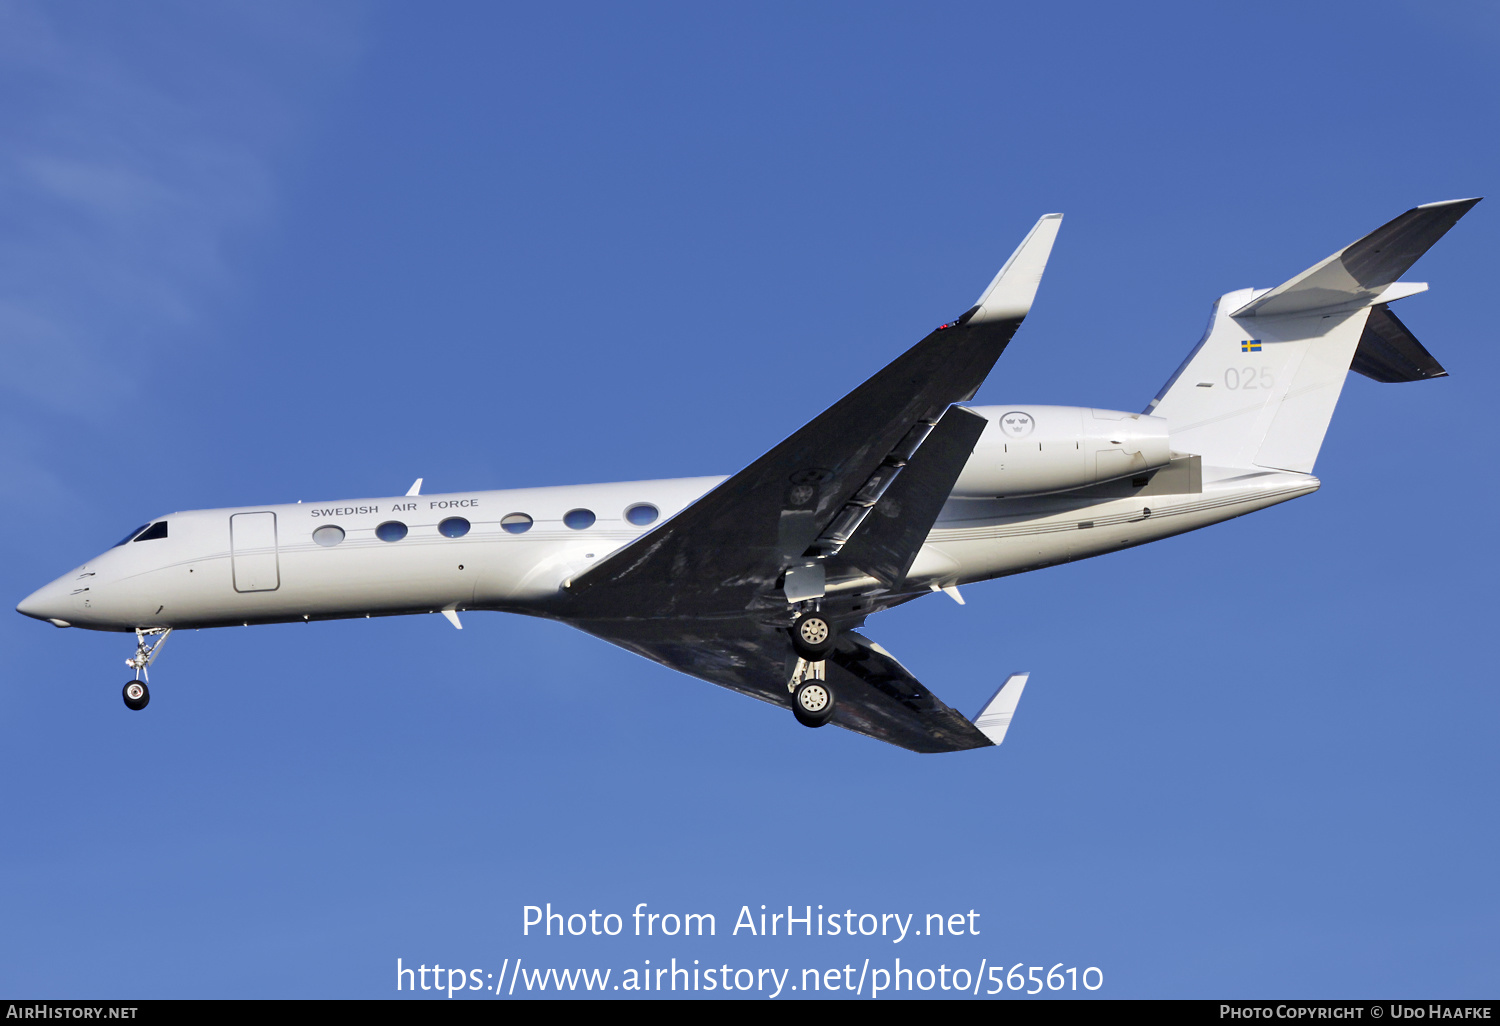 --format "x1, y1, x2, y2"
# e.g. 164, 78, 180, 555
133, 521, 169, 542
114, 524, 150, 547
